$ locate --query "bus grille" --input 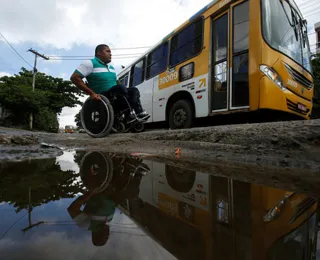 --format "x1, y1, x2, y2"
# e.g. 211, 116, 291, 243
284, 63, 313, 89
289, 197, 317, 224
286, 99, 310, 115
